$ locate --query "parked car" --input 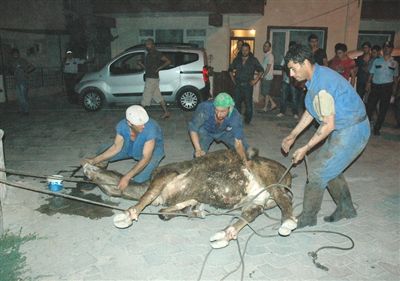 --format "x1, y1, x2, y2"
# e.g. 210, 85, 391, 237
74, 44, 210, 111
